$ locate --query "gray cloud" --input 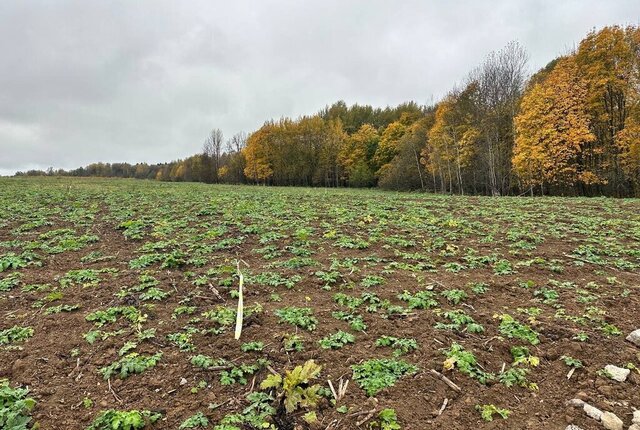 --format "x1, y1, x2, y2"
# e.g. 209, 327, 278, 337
1, 0, 638, 174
